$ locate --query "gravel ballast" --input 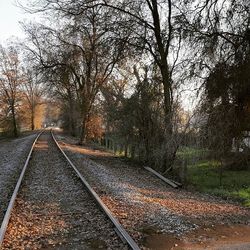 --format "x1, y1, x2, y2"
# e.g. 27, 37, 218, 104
0, 133, 38, 223
2, 132, 128, 249
55, 133, 250, 249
